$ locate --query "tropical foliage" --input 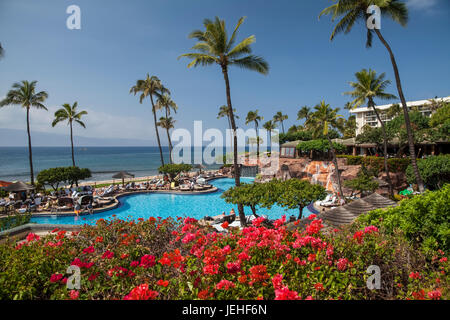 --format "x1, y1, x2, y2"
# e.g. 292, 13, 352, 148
158, 164, 193, 182
406, 155, 450, 190
36, 167, 92, 191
